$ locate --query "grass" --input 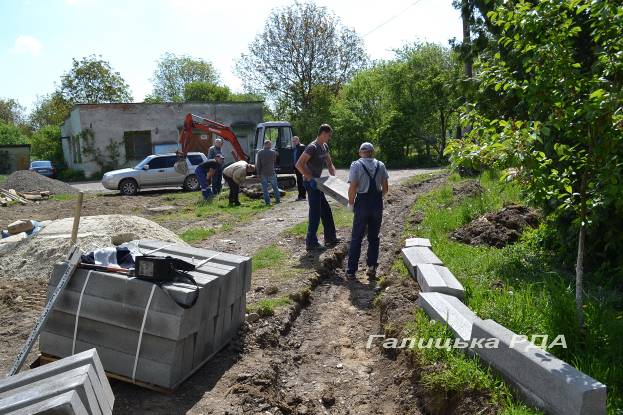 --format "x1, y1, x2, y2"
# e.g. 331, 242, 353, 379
285, 204, 352, 236
50, 193, 79, 202
402, 169, 448, 186
246, 296, 292, 317
178, 227, 216, 243
403, 170, 623, 413
252, 244, 288, 271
